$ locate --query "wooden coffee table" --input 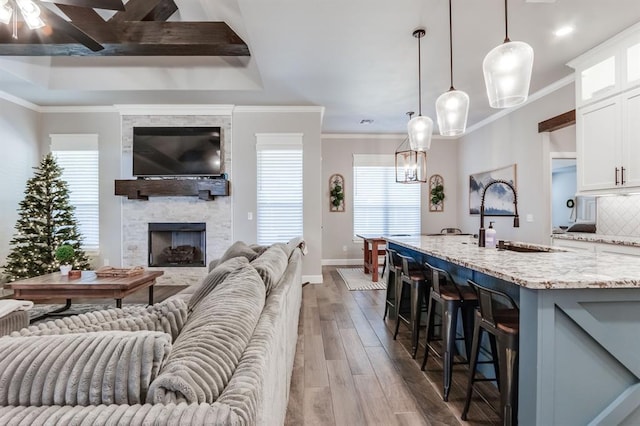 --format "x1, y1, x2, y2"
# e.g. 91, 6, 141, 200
6, 270, 164, 322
